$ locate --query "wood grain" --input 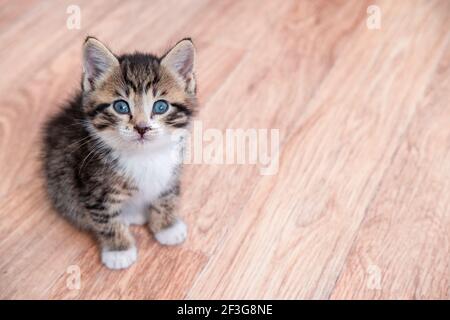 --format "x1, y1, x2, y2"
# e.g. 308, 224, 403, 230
186, 0, 450, 299
330, 49, 450, 300
0, 0, 448, 299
